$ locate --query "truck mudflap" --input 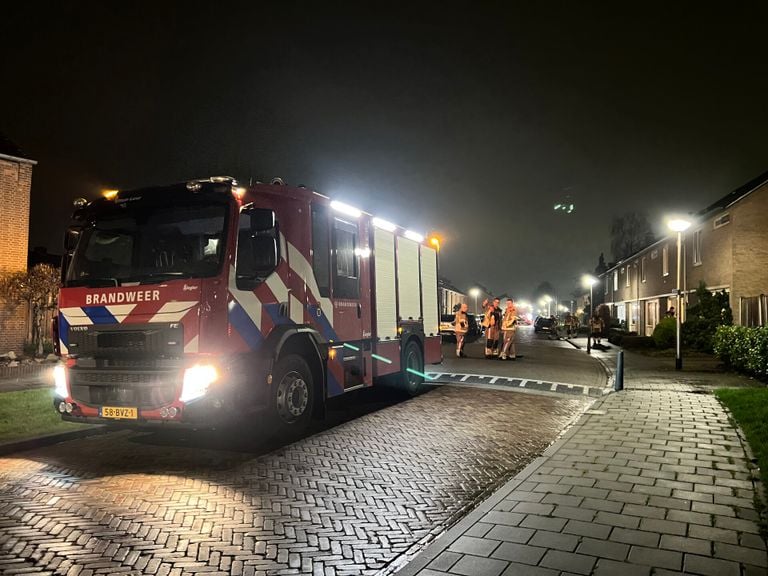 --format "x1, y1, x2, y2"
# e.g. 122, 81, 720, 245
424, 334, 442, 364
